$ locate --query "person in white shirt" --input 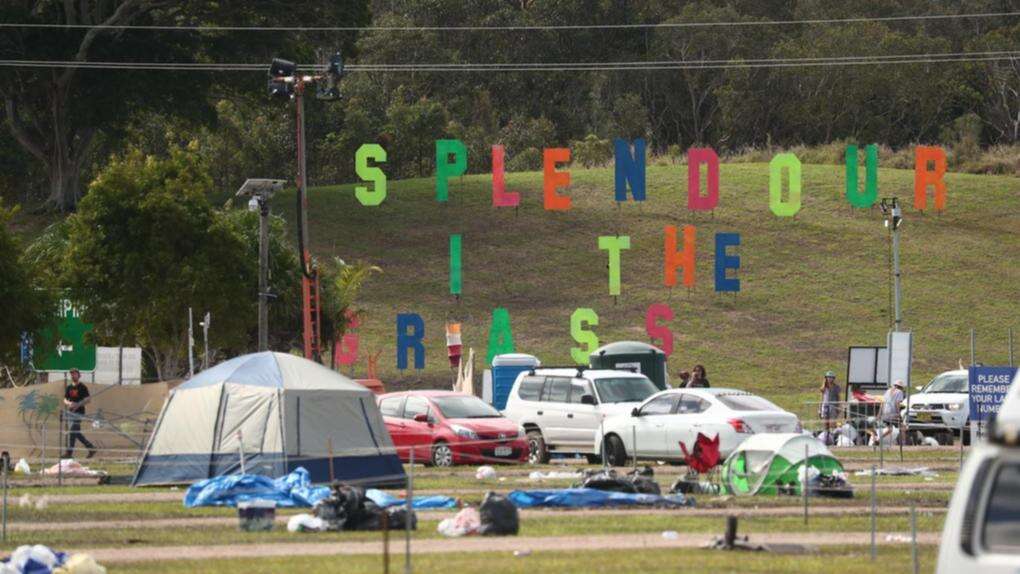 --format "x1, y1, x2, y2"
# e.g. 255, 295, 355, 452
879, 380, 906, 445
